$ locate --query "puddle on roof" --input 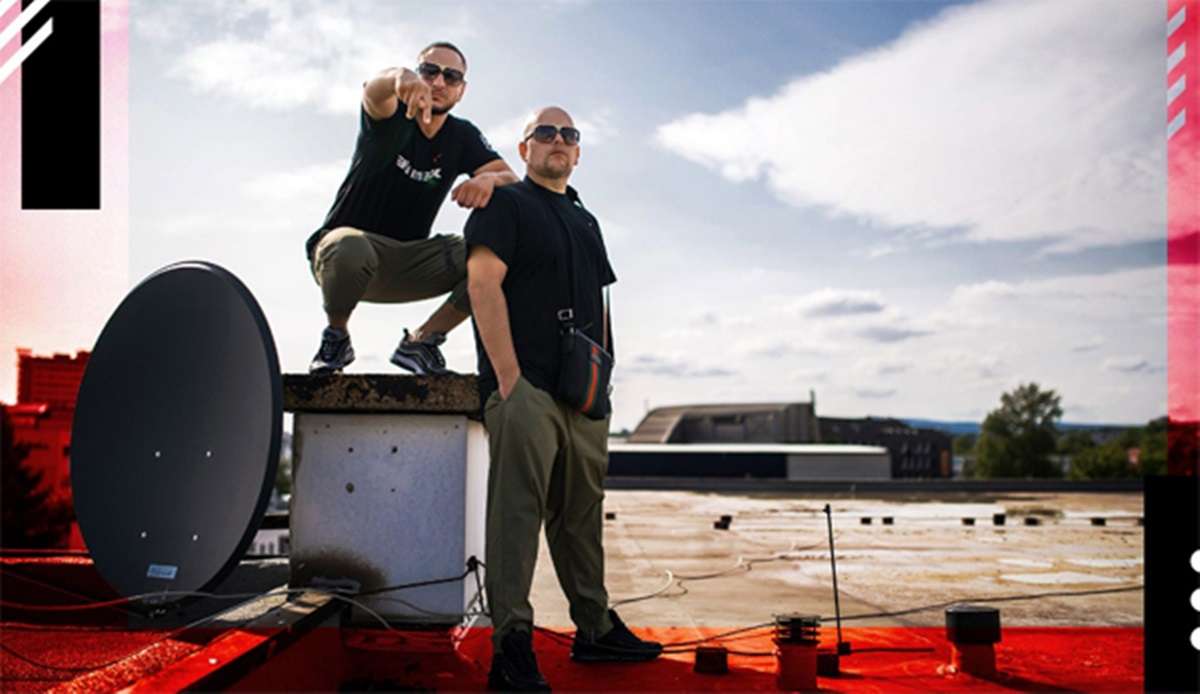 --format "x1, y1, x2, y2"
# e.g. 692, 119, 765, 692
1000, 571, 1126, 585
1066, 557, 1143, 568
999, 558, 1054, 569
